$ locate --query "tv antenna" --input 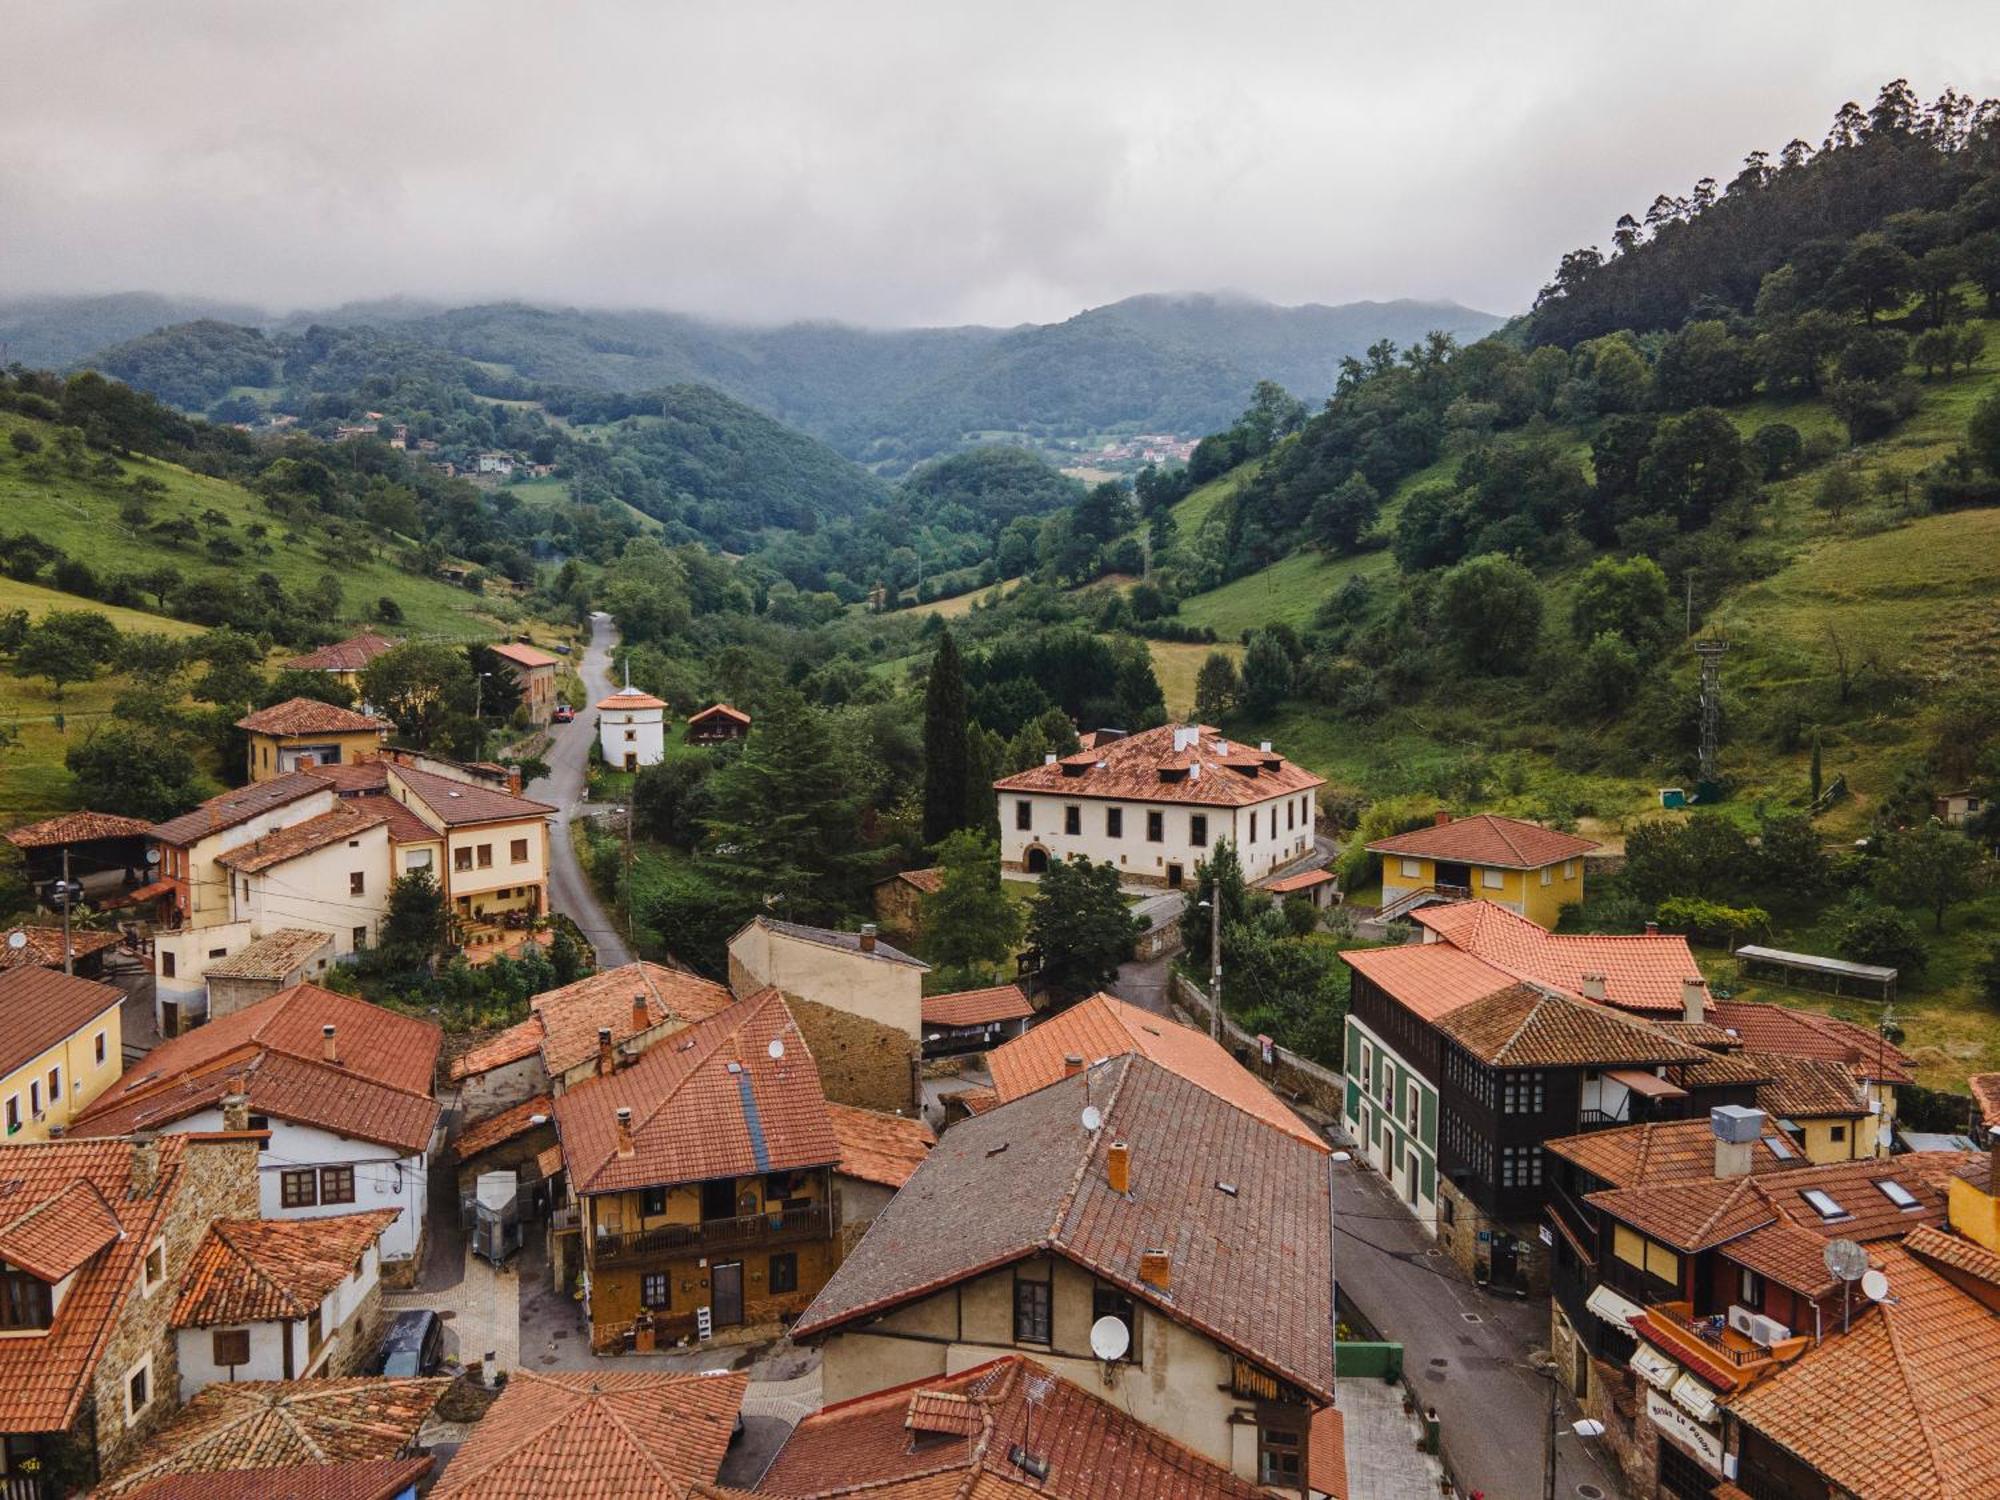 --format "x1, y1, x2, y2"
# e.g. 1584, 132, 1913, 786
1824, 1238, 1867, 1332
